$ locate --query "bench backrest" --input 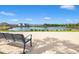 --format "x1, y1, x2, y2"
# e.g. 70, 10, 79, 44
12, 34, 25, 43
3, 33, 15, 41
0, 33, 4, 39
0, 33, 25, 43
